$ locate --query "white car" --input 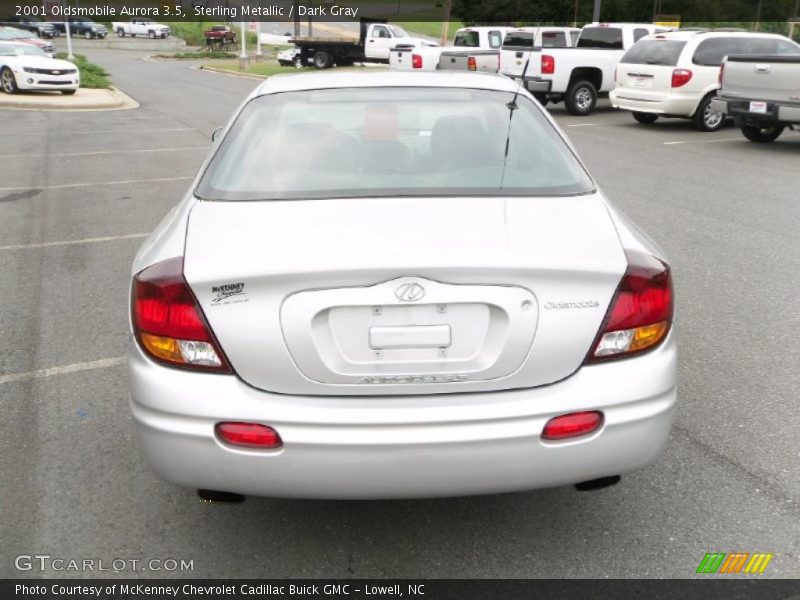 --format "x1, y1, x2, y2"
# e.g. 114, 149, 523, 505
610, 30, 800, 131
0, 41, 79, 95
127, 71, 676, 501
